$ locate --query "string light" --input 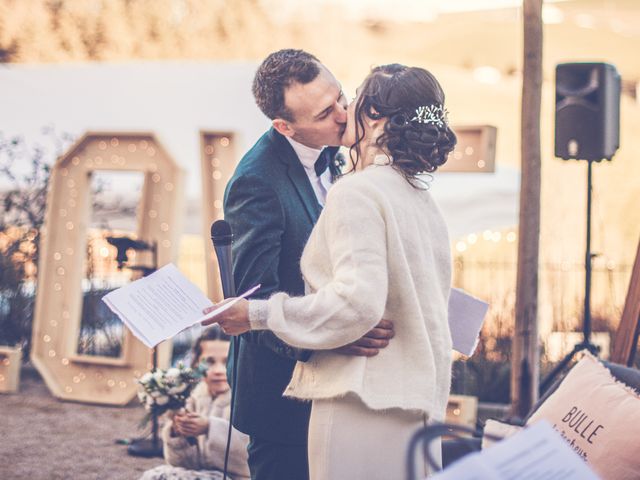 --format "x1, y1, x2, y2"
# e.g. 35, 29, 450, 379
212, 171, 222, 180
205, 145, 214, 155
34, 135, 183, 405
220, 137, 230, 147
214, 200, 222, 209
